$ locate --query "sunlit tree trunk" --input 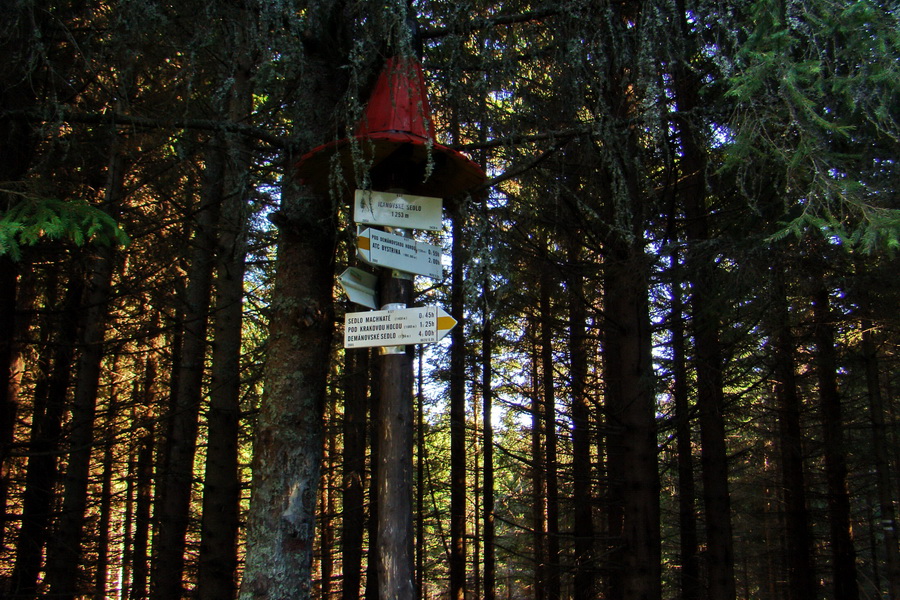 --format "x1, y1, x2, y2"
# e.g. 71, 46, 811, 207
530, 318, 546, 600
94, 401, 117, 600
0, 257, 25, 550
10, 277, 82, 599
45, 140, 123, 600
239, 165, 337, 599
130, 423, 155, 600
366, 357, 382, 600
482, 279, 496, 600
